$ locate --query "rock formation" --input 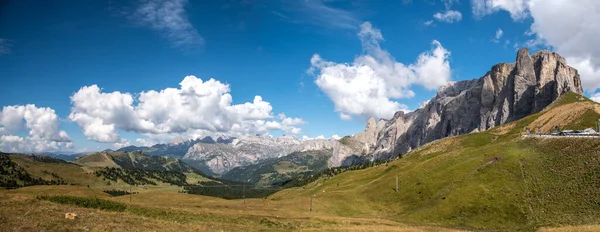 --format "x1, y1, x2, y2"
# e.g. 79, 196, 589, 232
183, 135, 336, 174
331, 48, 584, 164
